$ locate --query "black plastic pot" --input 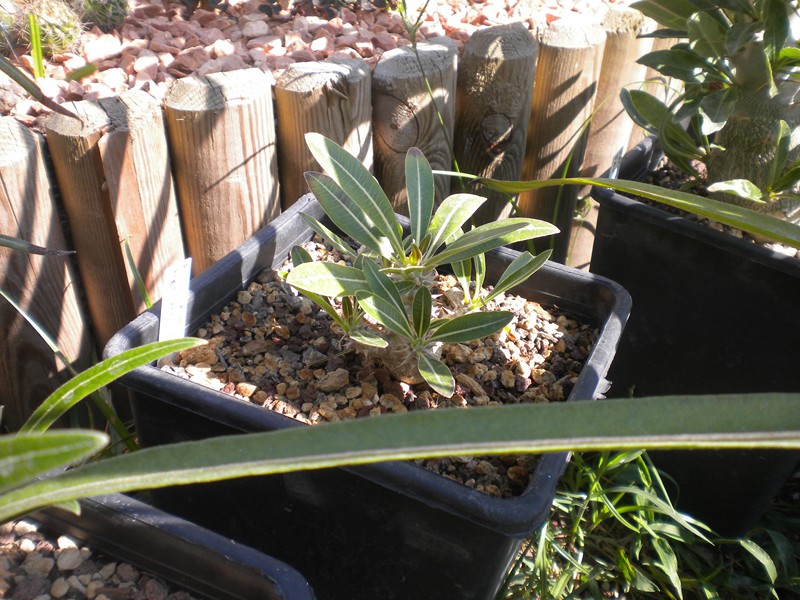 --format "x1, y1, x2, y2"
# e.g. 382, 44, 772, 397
590, 138, 800, 536
104, 194, 631, 600
32, 493, 315, 600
